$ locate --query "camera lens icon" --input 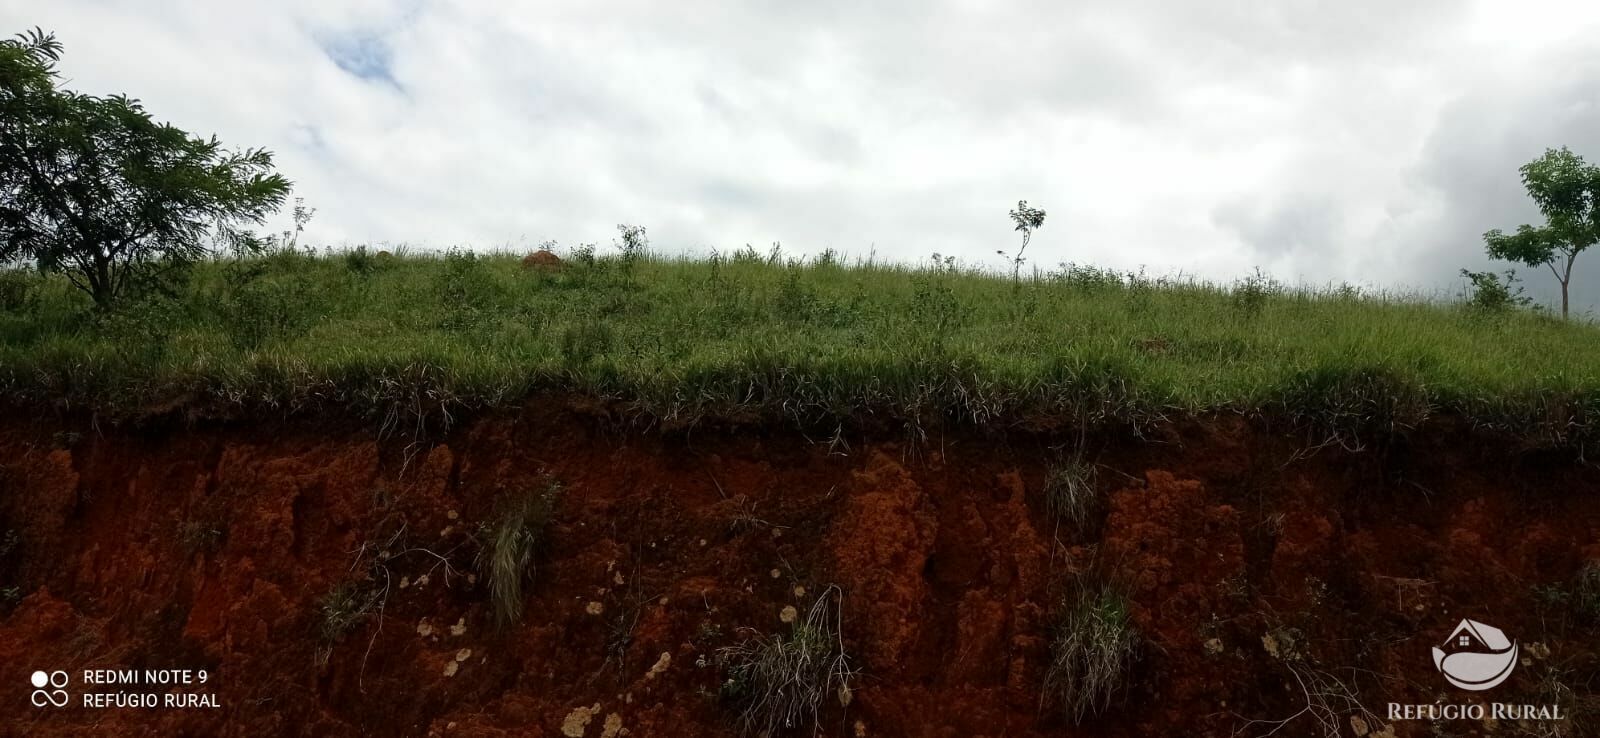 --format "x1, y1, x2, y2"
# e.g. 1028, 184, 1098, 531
30, 670, 69, 707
